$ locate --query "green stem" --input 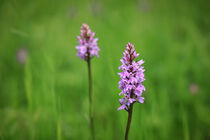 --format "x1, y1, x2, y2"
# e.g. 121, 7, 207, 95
87, 57, 95, 140
125, 104, 133, 140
